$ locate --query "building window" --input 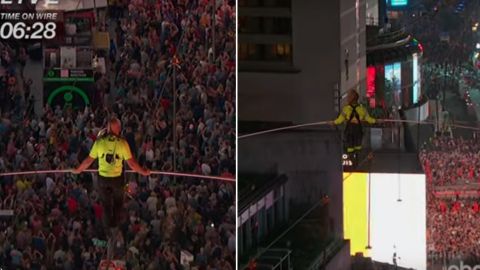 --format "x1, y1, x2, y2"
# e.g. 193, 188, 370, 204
239, 43, 292, 62
239, 17, 292, 35
239, 0, 293, 68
